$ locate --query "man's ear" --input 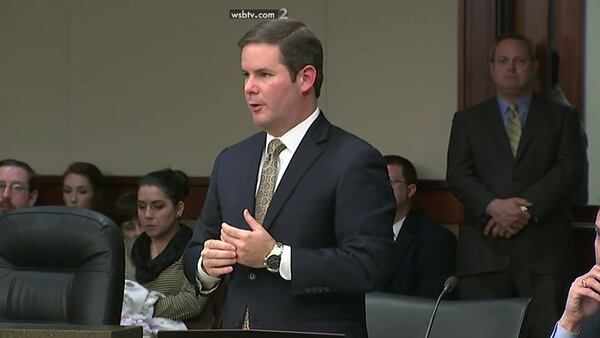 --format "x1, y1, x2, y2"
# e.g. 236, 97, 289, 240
28, 190, 38, 207
297, 65, 317, 94
407, 184, 417, 199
